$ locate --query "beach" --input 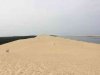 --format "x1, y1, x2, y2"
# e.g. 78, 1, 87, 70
0, 35, 100, 75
